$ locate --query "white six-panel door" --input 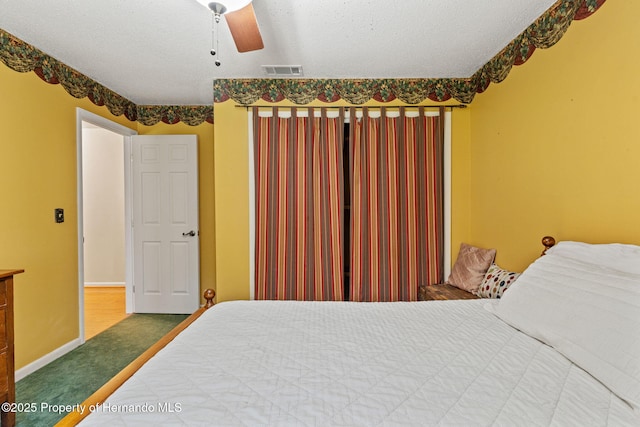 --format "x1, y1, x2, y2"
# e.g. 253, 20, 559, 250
132, 135, 199, 313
